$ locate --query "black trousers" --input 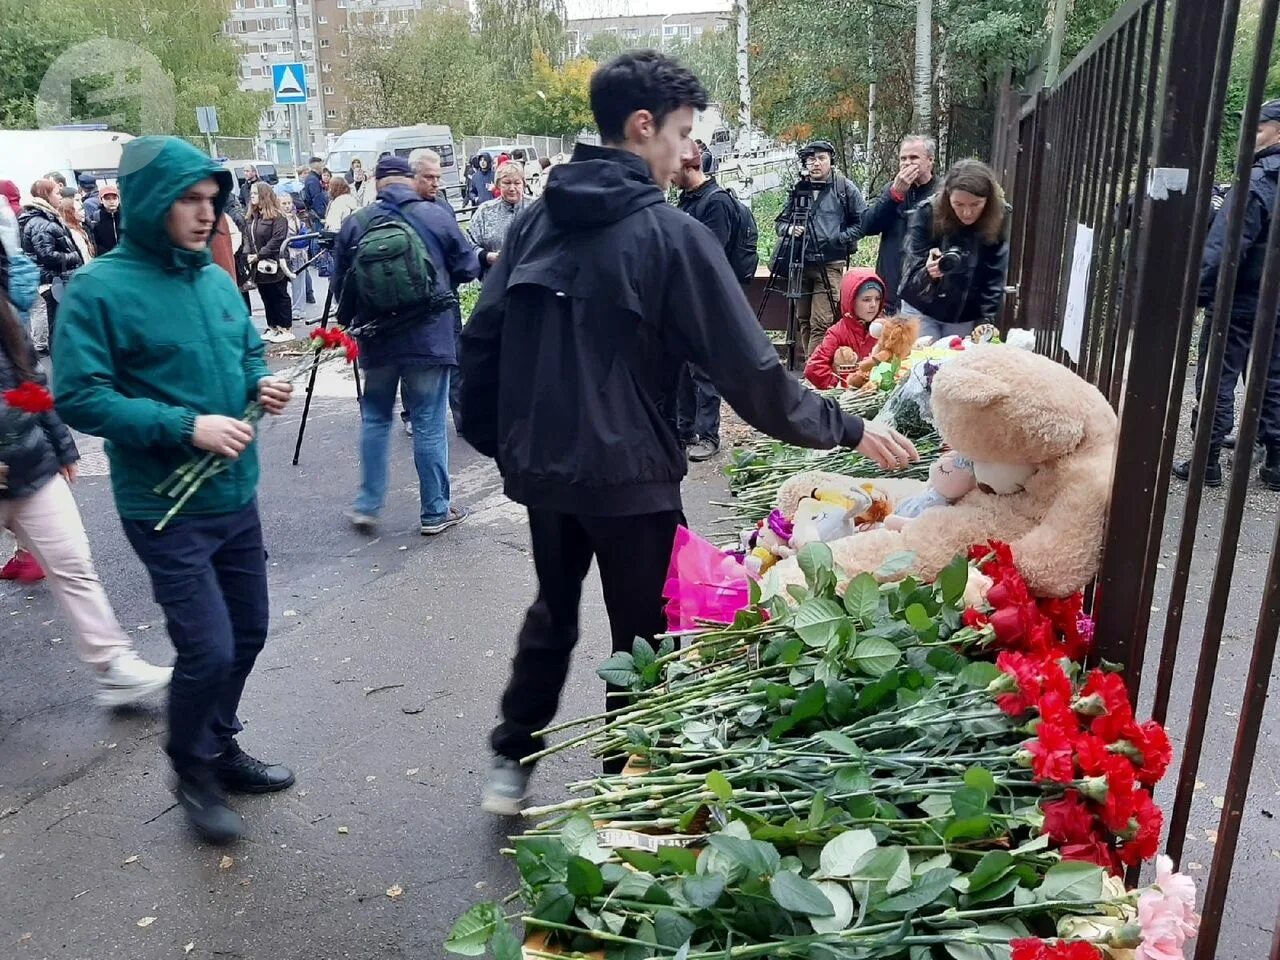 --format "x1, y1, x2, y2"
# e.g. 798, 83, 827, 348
490, 507, 683, 763
257, 279, 292, 330
1193, 309, 1280, 447
677, 363, 721, 446
122, 503, 270, 780
41, 289, 59, 355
